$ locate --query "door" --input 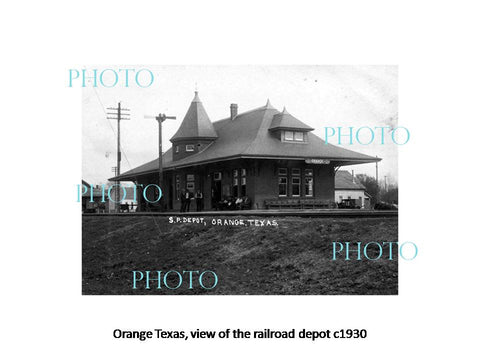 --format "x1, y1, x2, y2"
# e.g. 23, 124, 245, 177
168, 178, 173, 210
211, 179, 222, 206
